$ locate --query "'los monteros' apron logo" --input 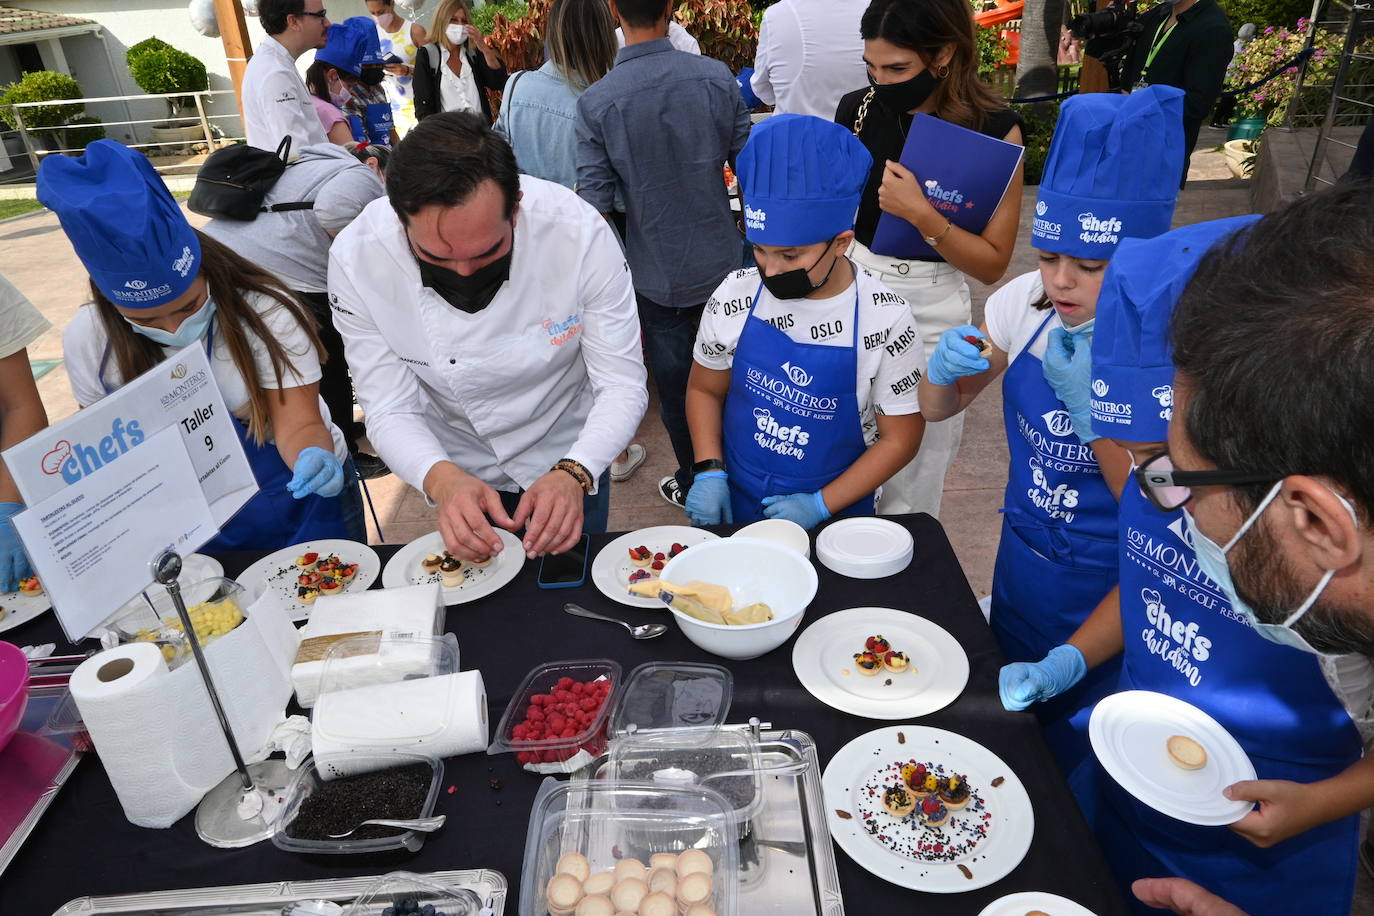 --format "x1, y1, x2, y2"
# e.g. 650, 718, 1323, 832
780, 361, 813, 386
